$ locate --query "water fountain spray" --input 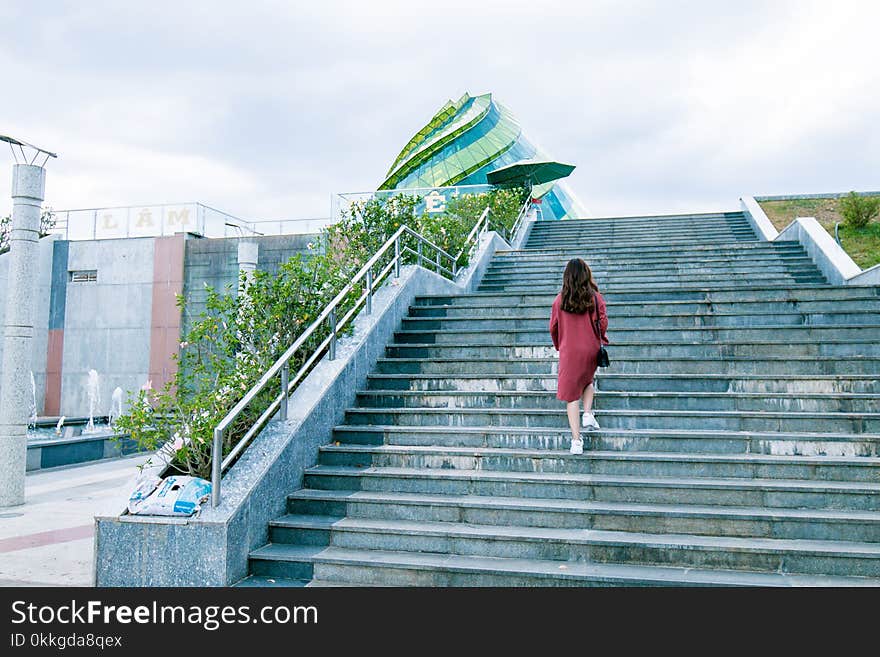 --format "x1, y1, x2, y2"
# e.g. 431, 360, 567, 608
84, 369, 101, 434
